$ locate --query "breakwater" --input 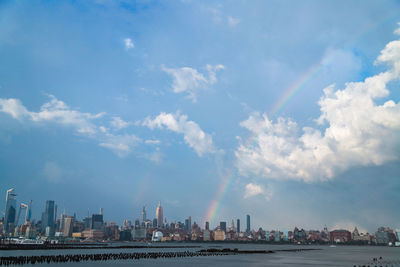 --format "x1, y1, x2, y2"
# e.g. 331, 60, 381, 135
0, 248, 321, 265
0, 251, 227, 265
